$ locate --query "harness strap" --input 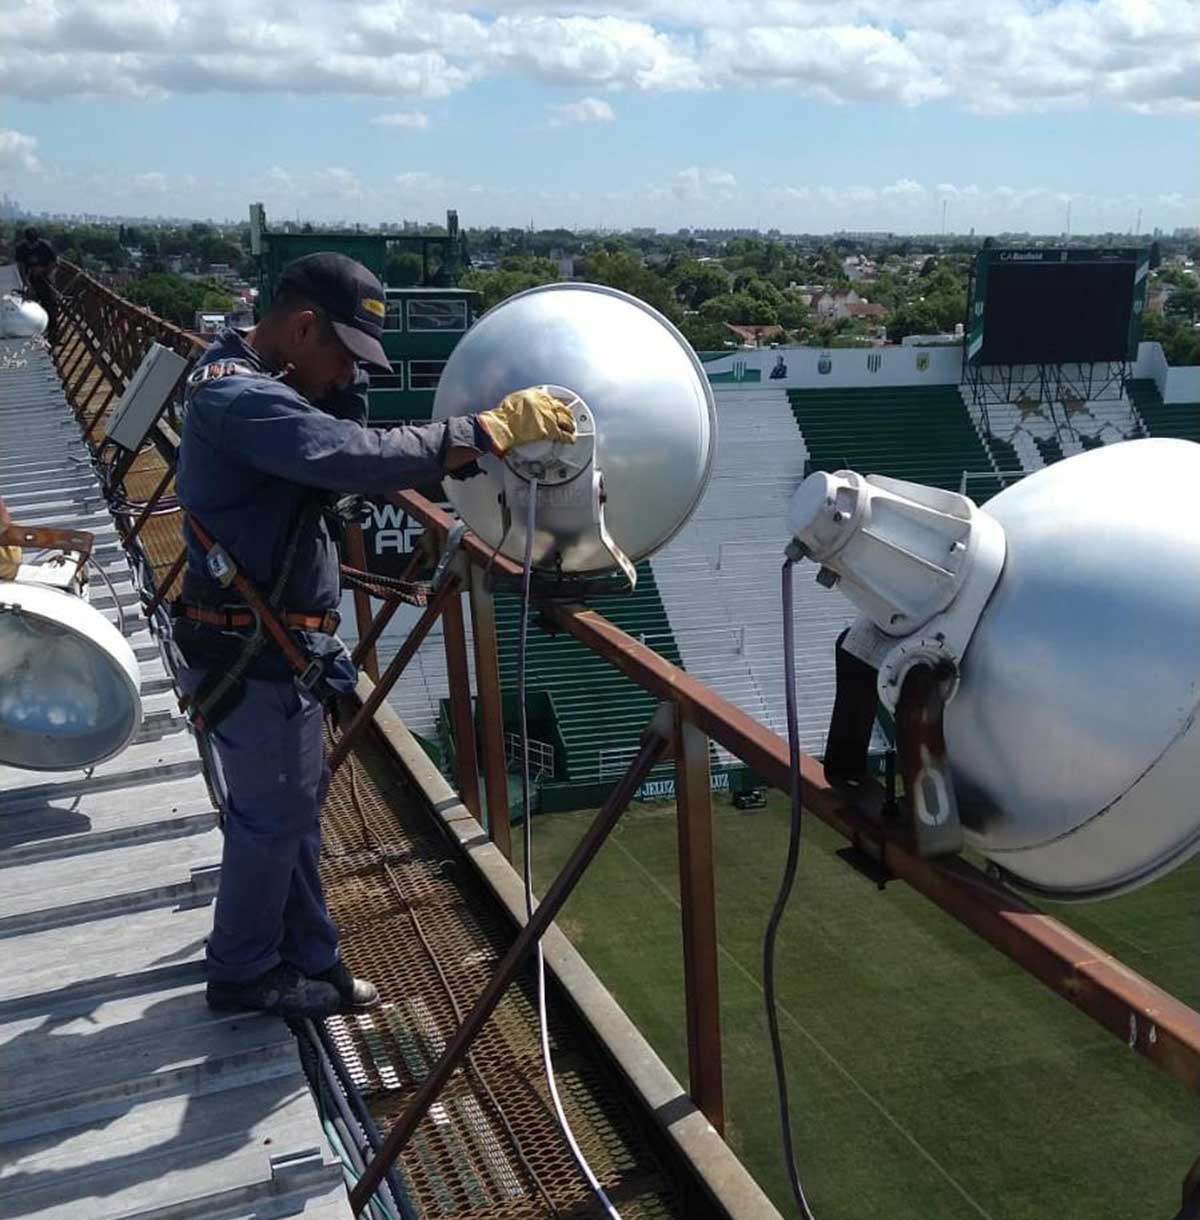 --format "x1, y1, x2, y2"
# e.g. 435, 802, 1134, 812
180, 604, 340, 633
